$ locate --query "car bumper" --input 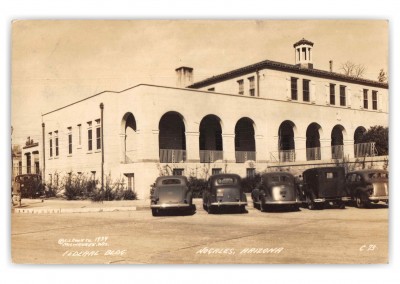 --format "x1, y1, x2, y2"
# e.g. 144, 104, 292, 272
263, 200, 302, 205
313, 197, 348, 203
150, 203, 191, 209
369, 196, 389, 201
210, 201, 248, 206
